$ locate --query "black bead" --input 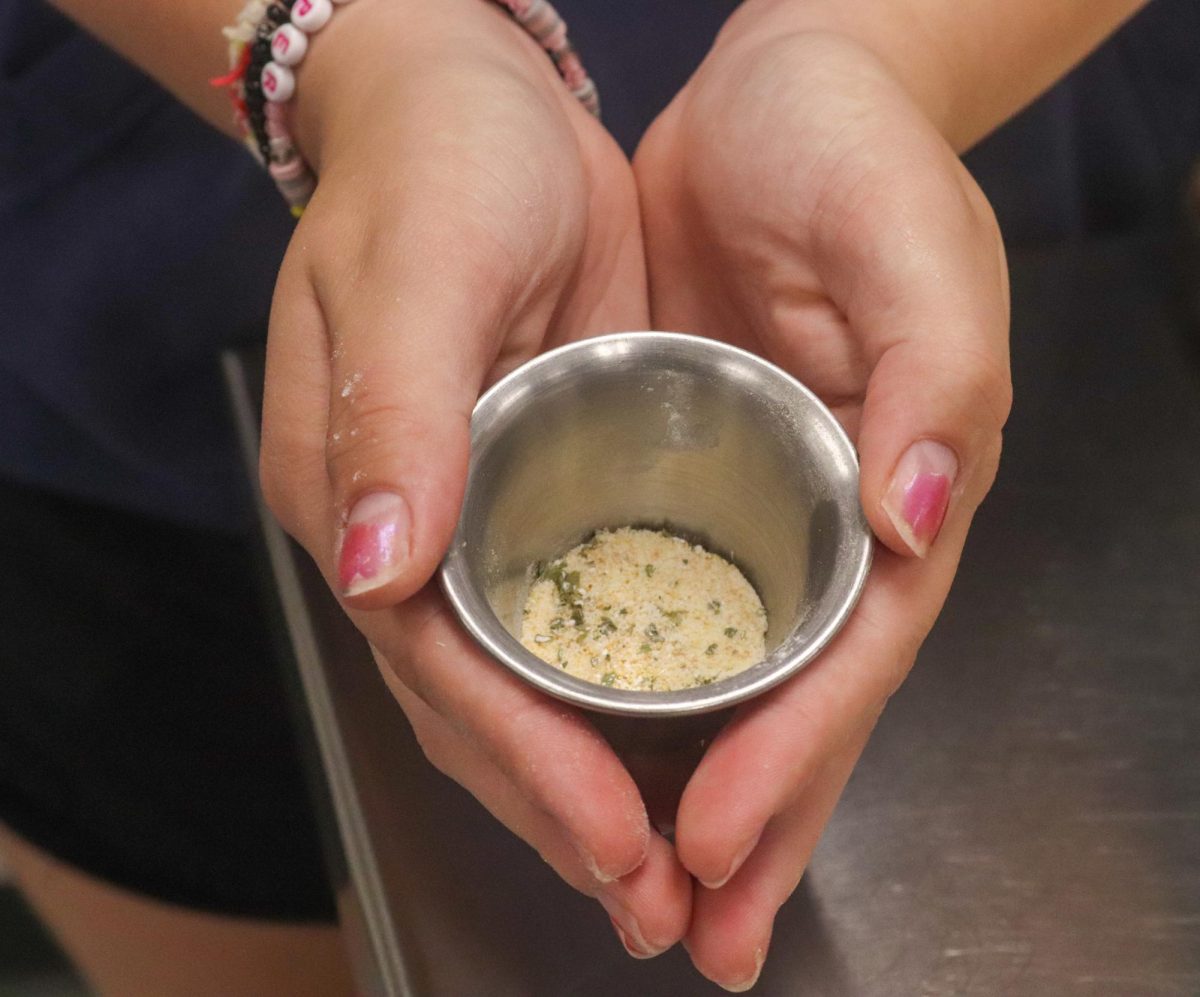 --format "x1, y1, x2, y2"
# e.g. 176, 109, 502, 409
244, 77, 262, 94
252, 39, 271, 61
267, 4, 288, 23
245, 90, 266, 112
255, 21, 274, 41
